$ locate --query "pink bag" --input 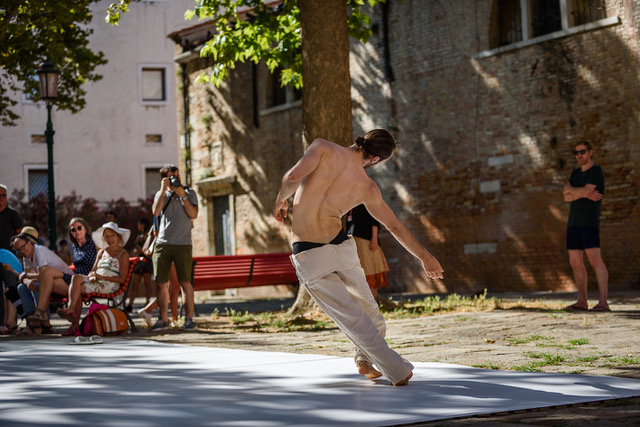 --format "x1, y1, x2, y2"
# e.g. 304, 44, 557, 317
77, 302, 110, 336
